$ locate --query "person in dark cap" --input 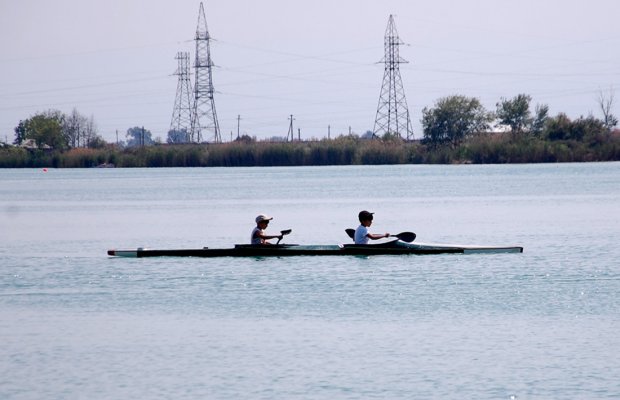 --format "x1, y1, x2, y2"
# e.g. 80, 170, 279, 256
251, 214, 283, 245
354, 210, 389, 244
